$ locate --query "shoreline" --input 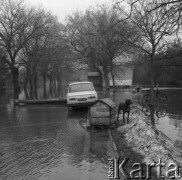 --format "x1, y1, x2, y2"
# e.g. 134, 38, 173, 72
111, 105, 182, 179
